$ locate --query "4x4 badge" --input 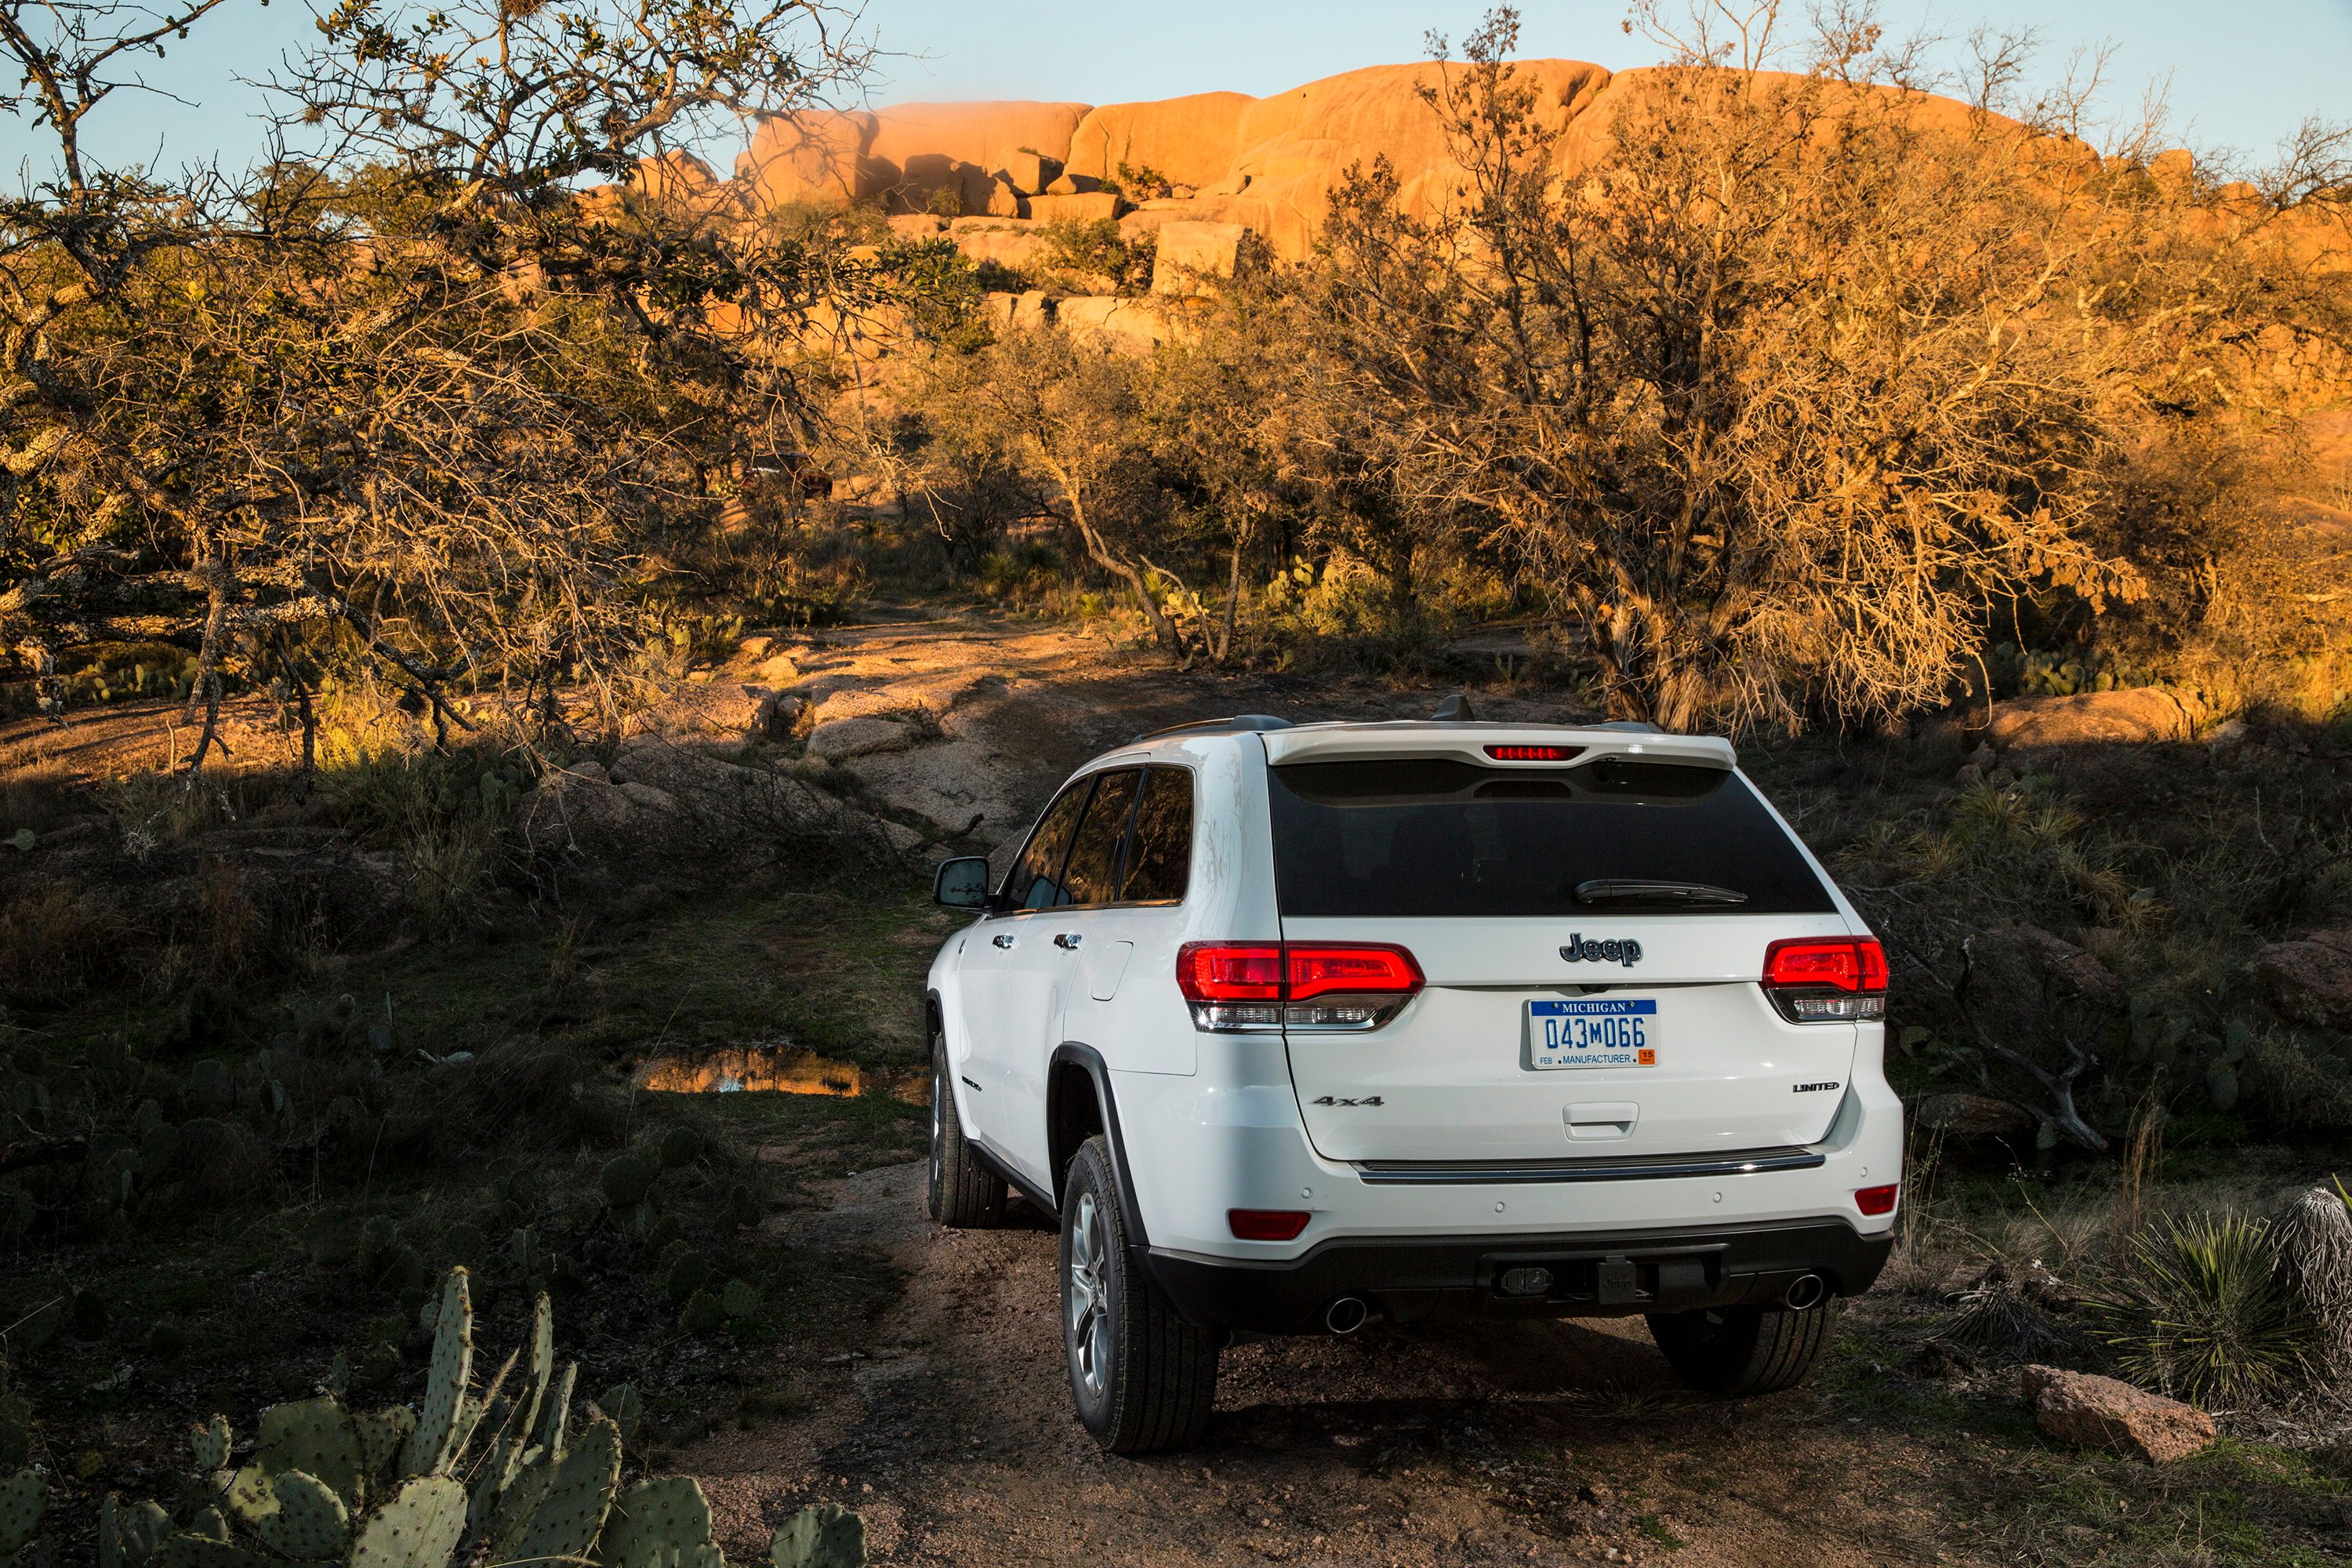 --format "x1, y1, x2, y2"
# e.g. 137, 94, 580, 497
1561, 934, 1643, 967
1312, 1095, 1384, 1108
